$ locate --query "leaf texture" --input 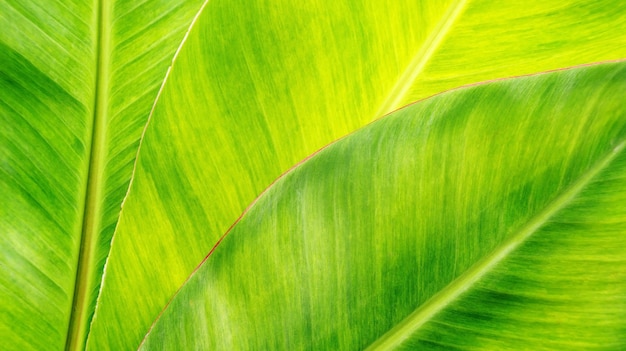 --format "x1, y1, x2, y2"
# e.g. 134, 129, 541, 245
0, 1, 95, 349
3, 0, 626, 350
140, 61, 626, 350
67, 0, 204, 348
0, 0, 204, 349
91, 0, 626, 349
